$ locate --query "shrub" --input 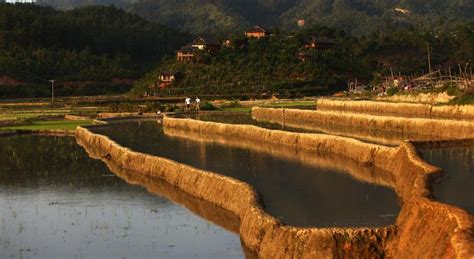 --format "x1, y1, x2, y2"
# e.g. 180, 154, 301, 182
386, 87, 399, 96
164, 104, 178, 112
109, 103, 141, 113
446, 84, 460, 96
448, 87, 474, 105
145, 102, 164, 112
200, 101, 218, 110
221, 100, 242, 108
